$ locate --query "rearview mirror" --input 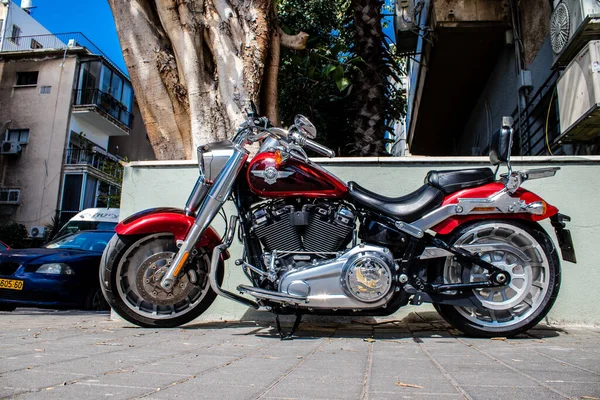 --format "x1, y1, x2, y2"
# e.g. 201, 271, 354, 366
489, 117, 513, 166
294, 115, 317, 139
